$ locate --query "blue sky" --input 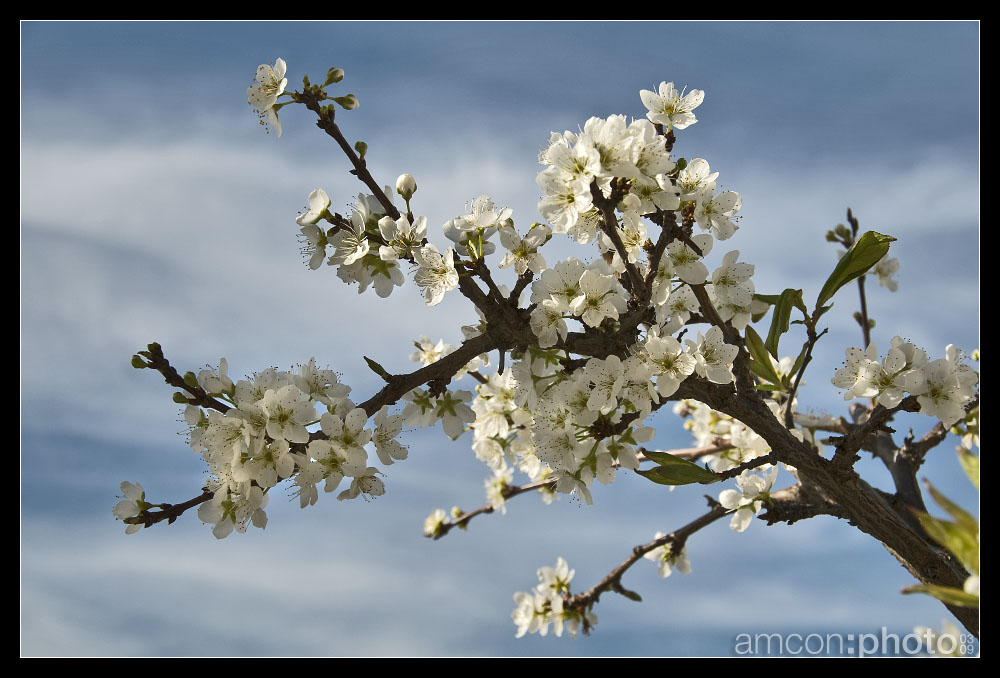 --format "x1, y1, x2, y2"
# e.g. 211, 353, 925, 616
21, 21, 979, 656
